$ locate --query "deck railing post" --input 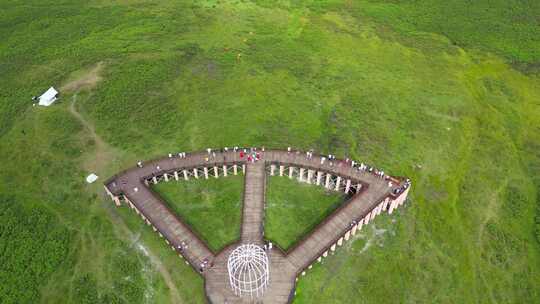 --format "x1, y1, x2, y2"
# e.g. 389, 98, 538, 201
334, 176, 341, 191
